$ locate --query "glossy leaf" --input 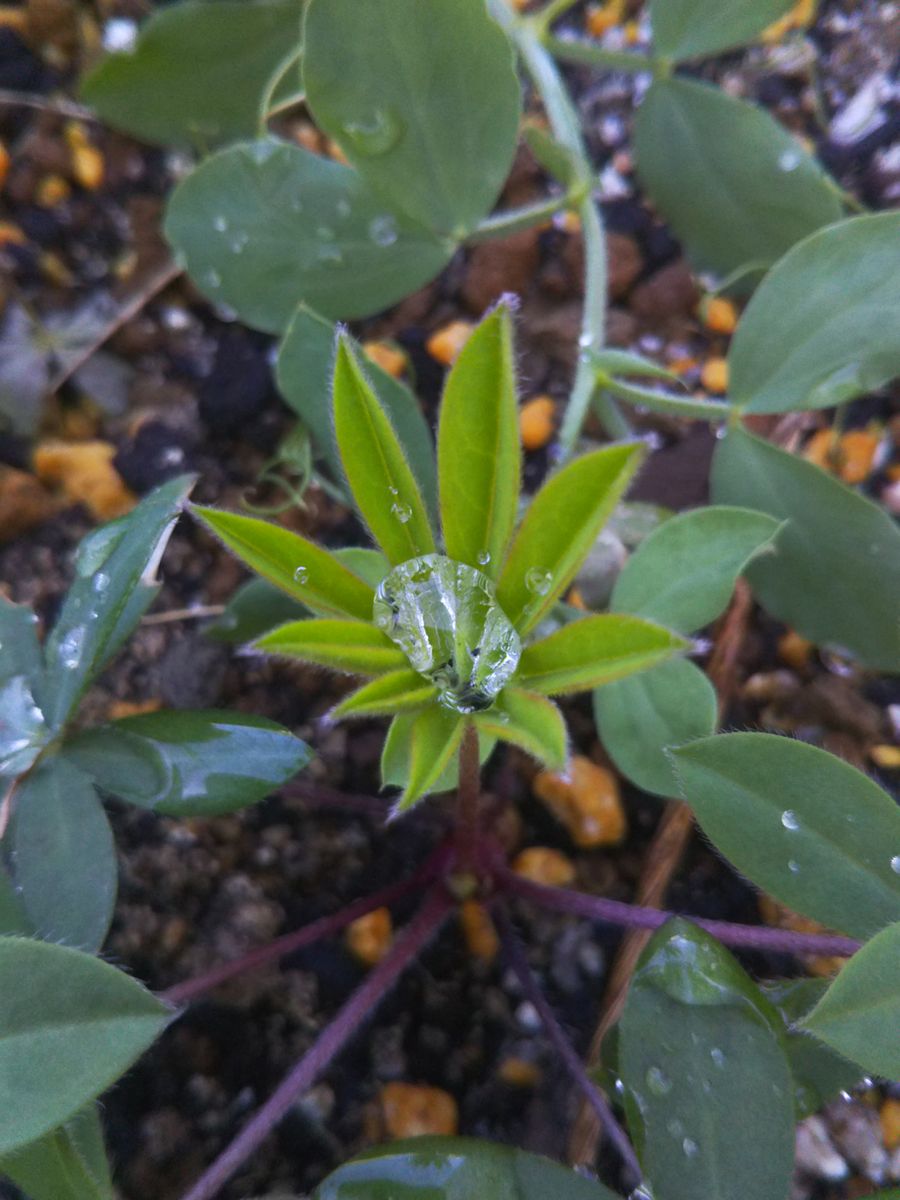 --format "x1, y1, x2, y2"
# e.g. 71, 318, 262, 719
395, 708, 466, 813
497, 443, 645, 634
315, 1136, 621, 1200
672, 733, 900, 939
257, 618, 406, 675
381, 714, 494, 800
594, 657, 717, 796
763, 979, 862, 1117
81, 0, 301, 149
650, 0, 794, 61
611, 505, 781, 632
1, 1105, 113, 1200
64, 710, 310, 818
303, 0, 520, 236
333, 337, 436, 564
164, 139, 452, 333
0, 596, 43, 688
0, 936, 168, 1154
711, 426, 900, 670
729, 212, 900, 413
208, 578, 307, 644
332, 670, 437, 720
473, 688, 567, 770
12, 758, 116, 952
0, 673, 50, 779
193, 506, 375, 621
42, 474, 192, 731
634, 79, 842, 281
517, 613, 686, 696
276, 306, 438, 519
619, 920, 795, 1200
801, 922, 900, 1079
438, 304, 520, 578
